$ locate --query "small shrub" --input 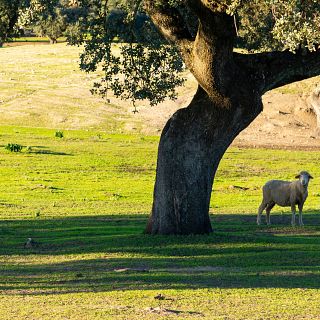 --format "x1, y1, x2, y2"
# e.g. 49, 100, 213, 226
5, 143, 23, 152
55, 131, 64, 138
111, 193, 125, 200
